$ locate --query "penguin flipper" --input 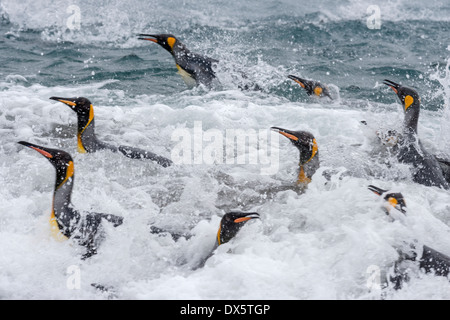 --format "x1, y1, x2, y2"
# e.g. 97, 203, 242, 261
436, 156, 450, 183
183, 53, 218, 87
77, 212, 124, 259
118, 145, 173, 167
192, 64, 216, 87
